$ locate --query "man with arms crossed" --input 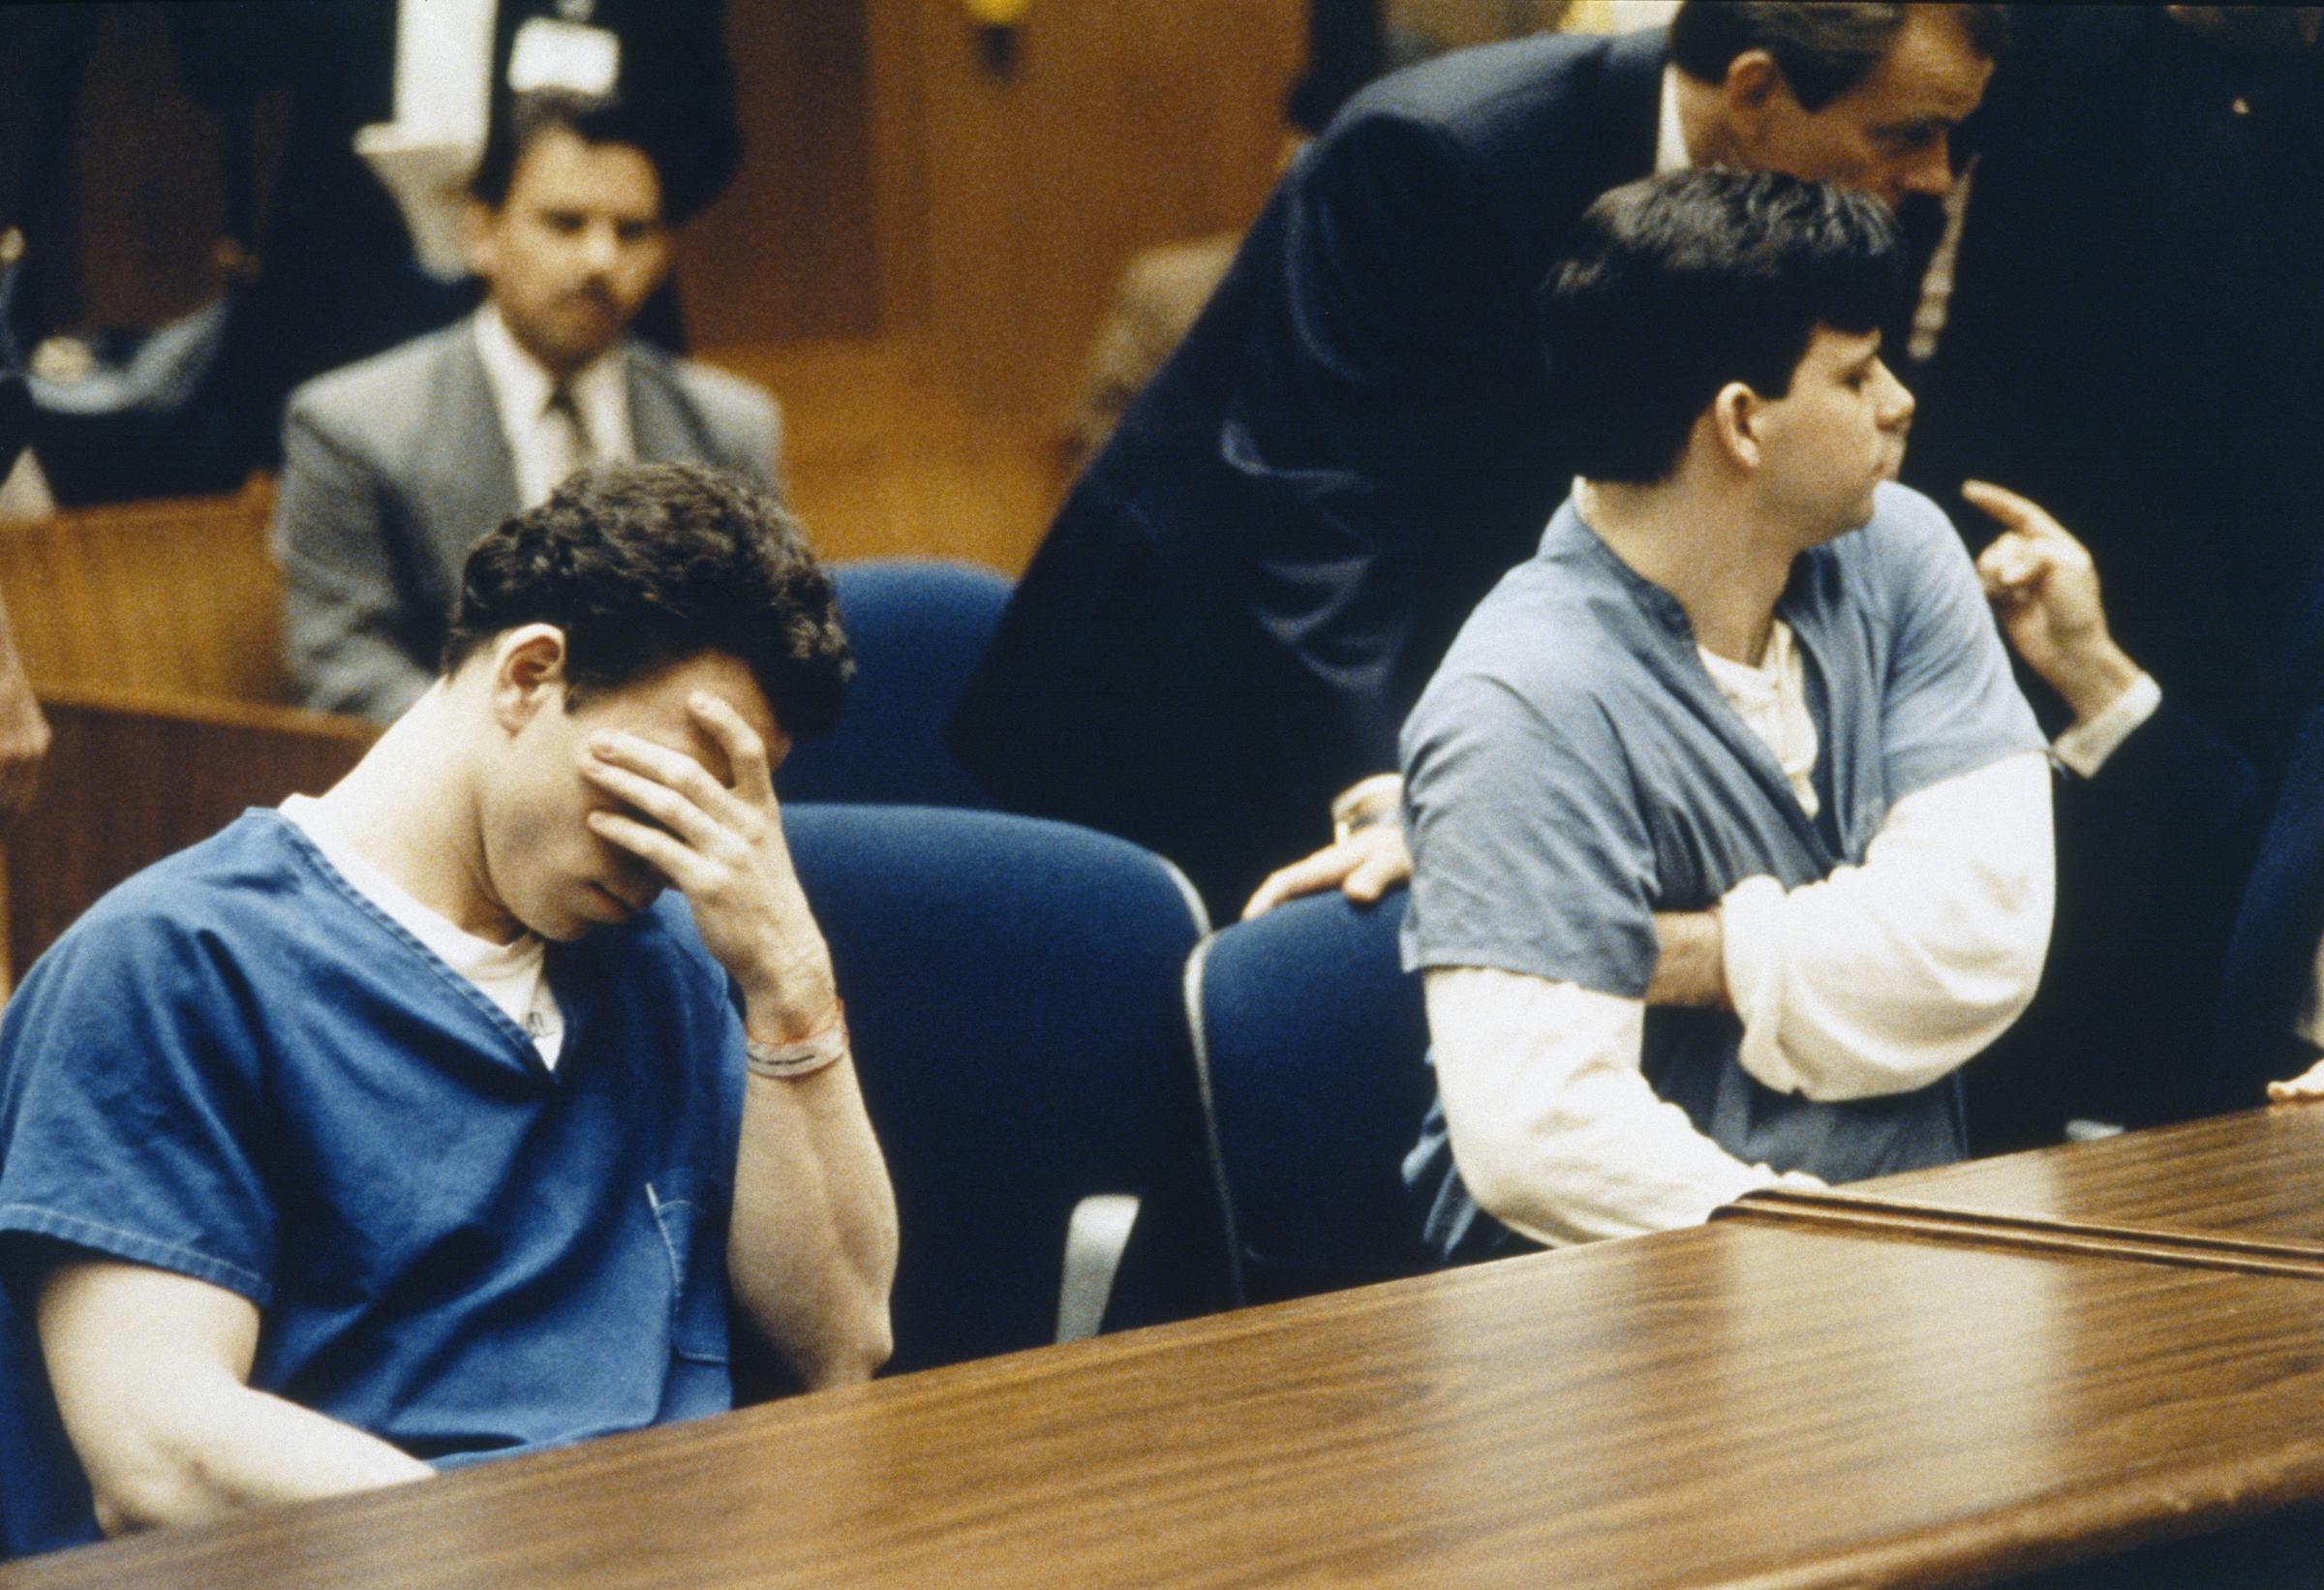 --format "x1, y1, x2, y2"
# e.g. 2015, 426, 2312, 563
0, 464, 895, 1539
1401, 171, 2051, 1257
